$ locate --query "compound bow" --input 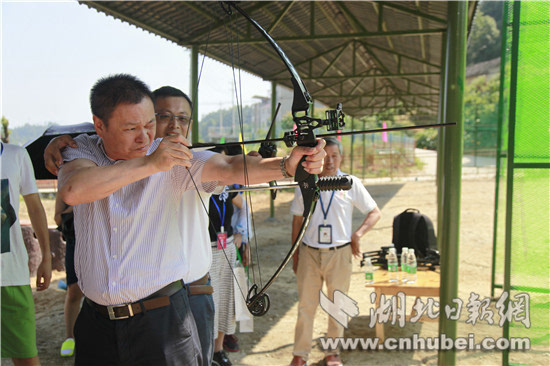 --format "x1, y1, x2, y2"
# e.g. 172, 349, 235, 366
189, 1, 453, 316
